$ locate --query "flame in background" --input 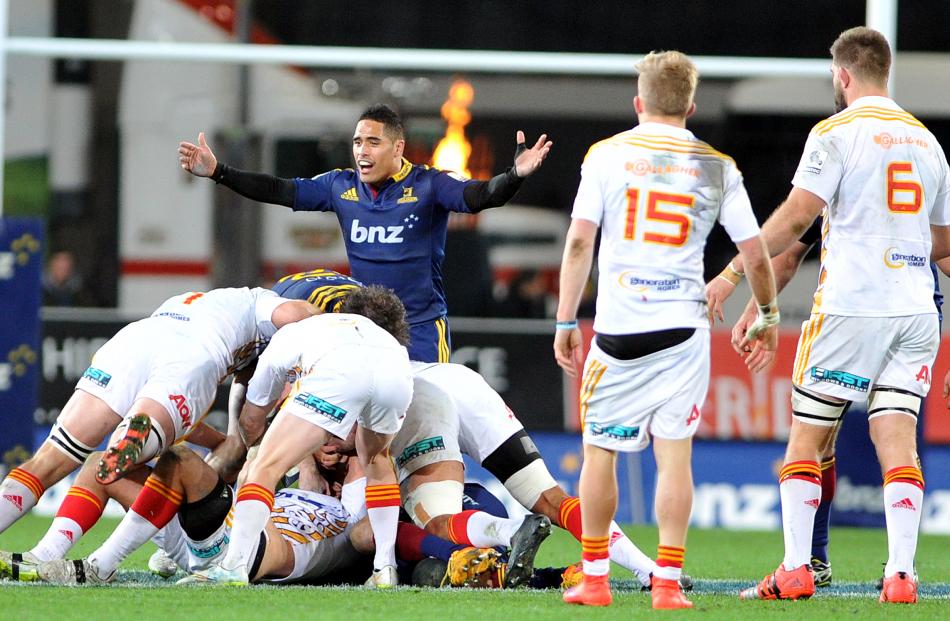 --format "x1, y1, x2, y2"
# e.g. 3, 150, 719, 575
432, 80, 475, 178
